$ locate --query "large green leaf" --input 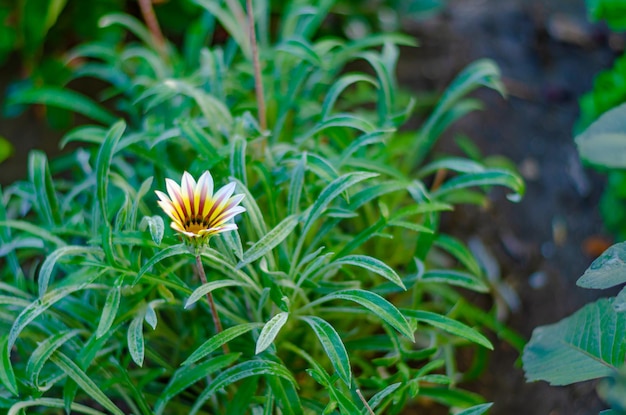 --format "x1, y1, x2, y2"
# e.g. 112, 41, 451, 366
523, 298, 626, 385
575, 103, 626, 168
577, 242, 626, 289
